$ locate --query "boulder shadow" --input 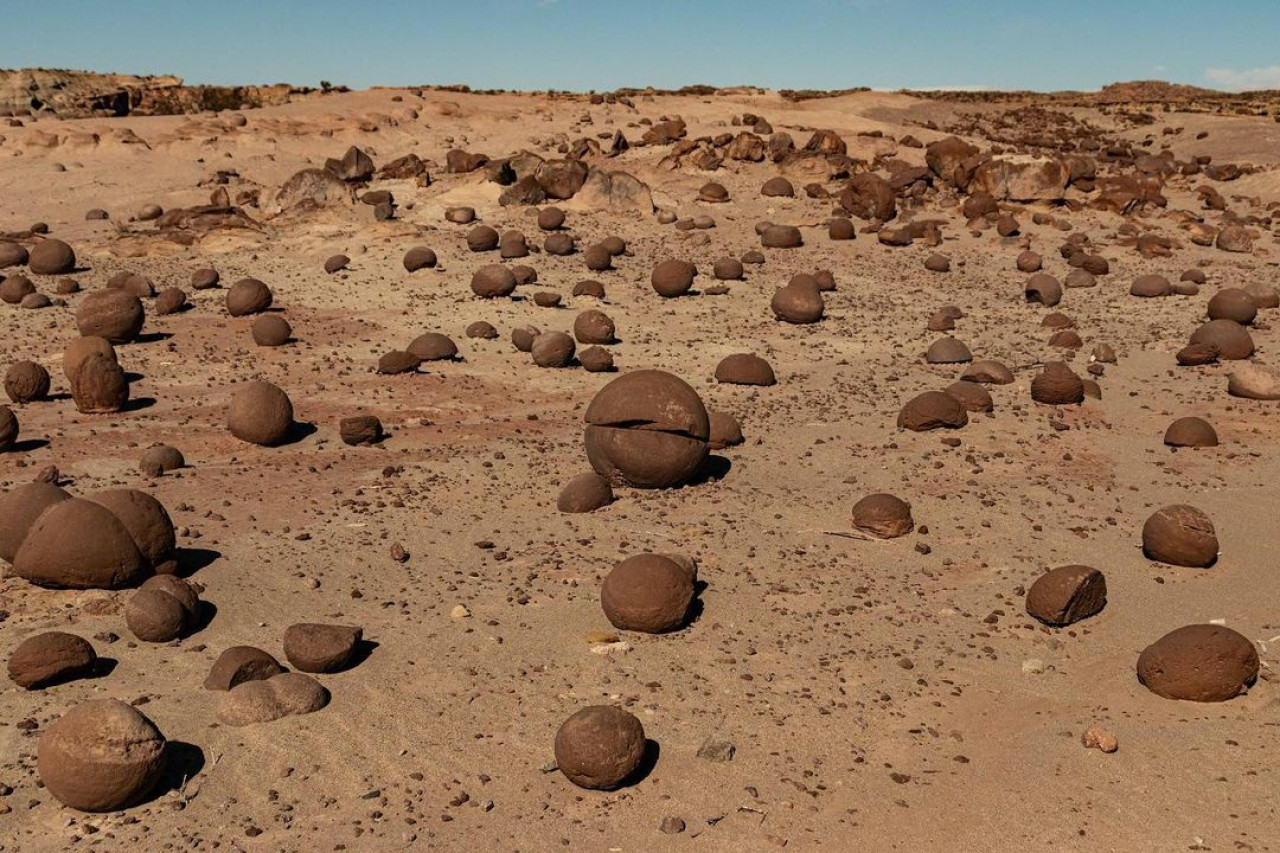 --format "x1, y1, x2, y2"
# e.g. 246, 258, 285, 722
121, 397, 157, 413
275, 421, 318, 446
340, 638, 379, 672
187, 600, 218, 635
688, 454, 731, 485
8, 438, 50, 453
132, 332, 173, 344
153, 741, 207, 800
621, 739, 660, 787
174, 547, 221, 577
